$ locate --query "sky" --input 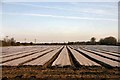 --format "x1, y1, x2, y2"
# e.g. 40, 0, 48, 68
1, 2, 118, 43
